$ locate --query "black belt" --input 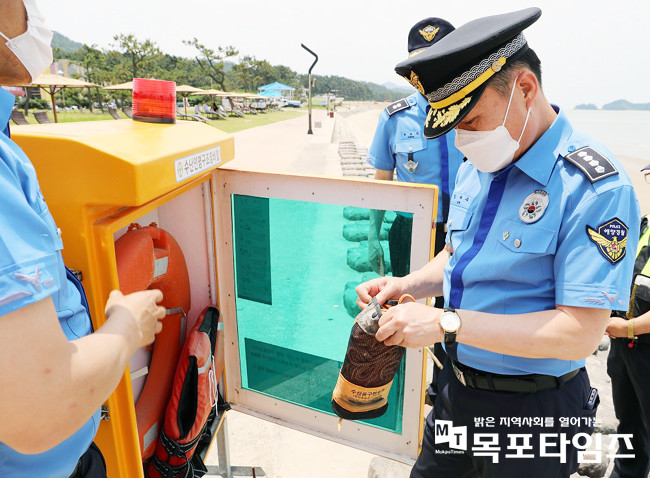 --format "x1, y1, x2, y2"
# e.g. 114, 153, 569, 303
451, 360, 580, 393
